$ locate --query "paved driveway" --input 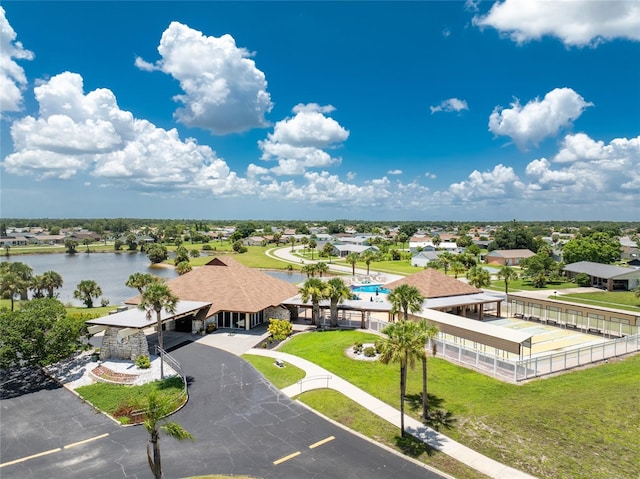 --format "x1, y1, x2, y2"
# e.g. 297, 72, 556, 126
1, 343, 445, 478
